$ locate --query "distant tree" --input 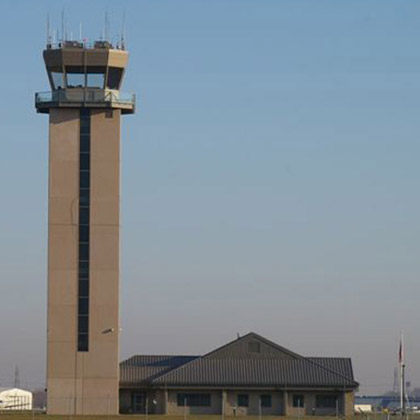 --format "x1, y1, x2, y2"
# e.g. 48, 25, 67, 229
382, 390, 399, 397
